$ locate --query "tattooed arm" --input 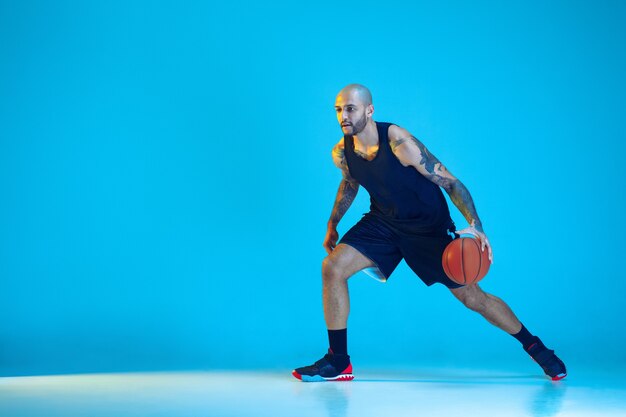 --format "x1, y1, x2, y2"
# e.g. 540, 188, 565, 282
388, 125, 493, 261
323, 139, 360, 254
